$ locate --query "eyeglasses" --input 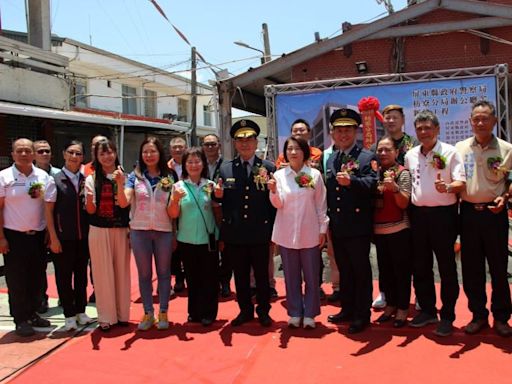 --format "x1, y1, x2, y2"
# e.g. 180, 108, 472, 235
202, 142, 218, 148
66, 150, 83, 156
36, 149, 51, 154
